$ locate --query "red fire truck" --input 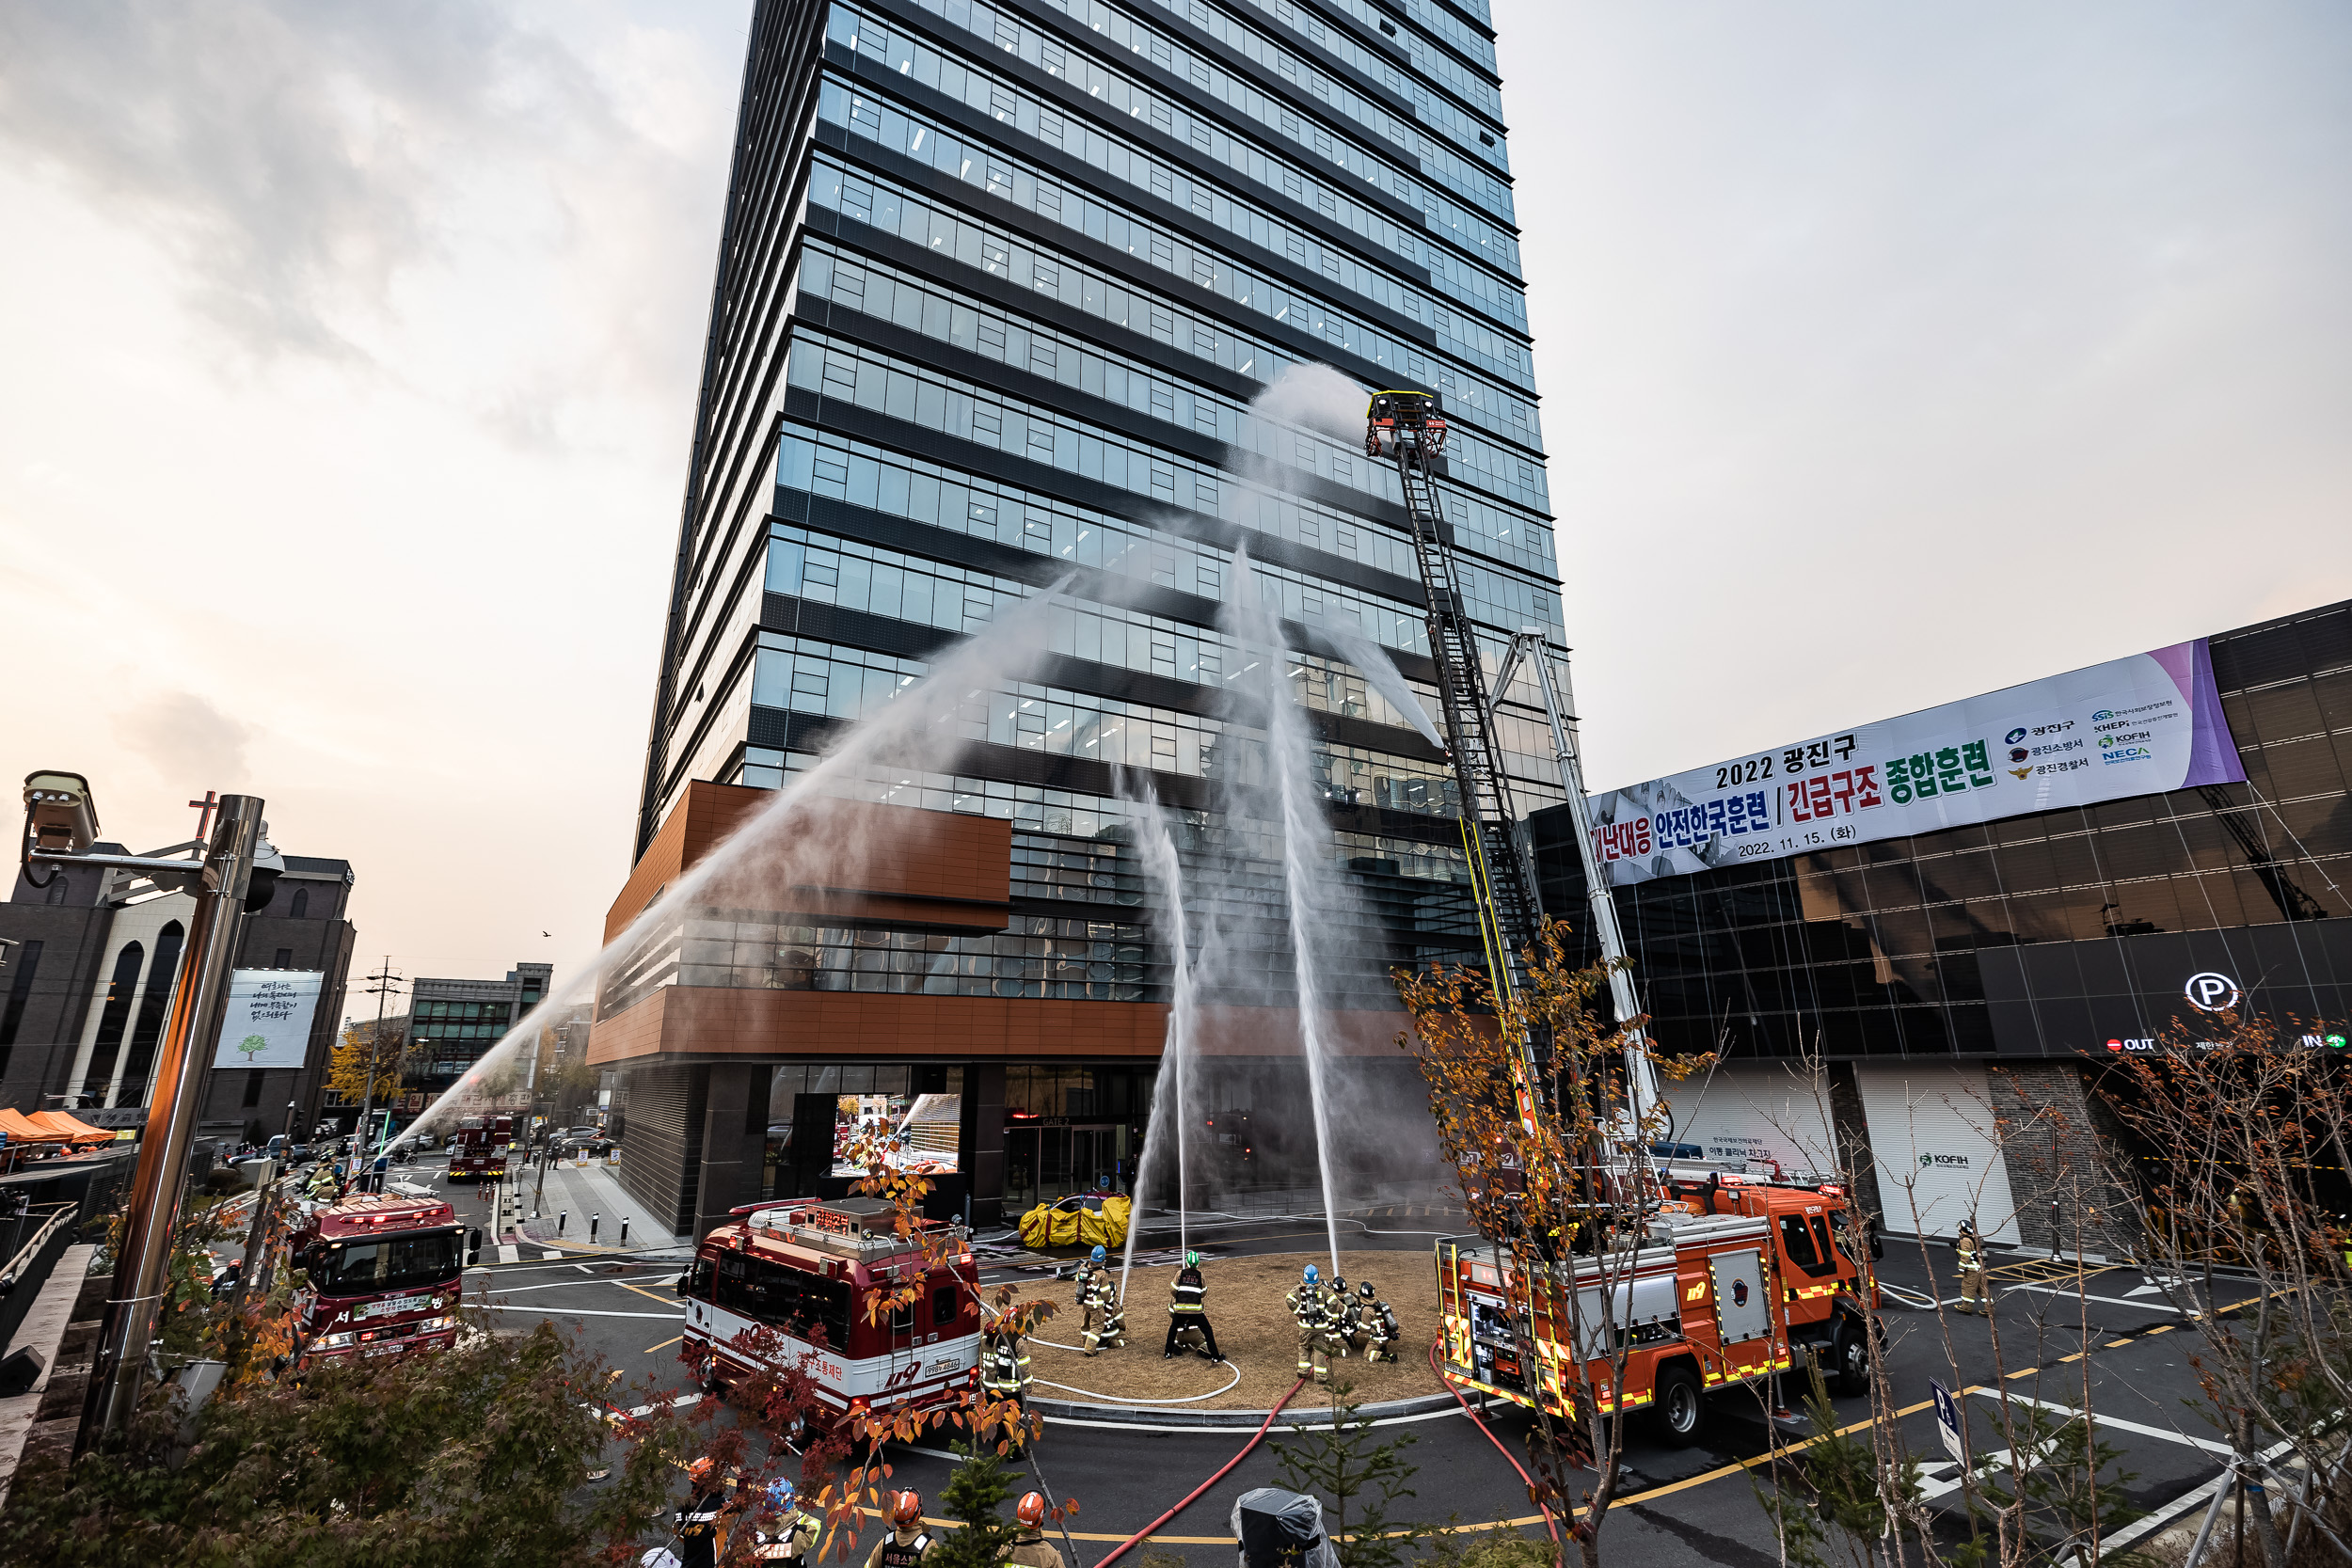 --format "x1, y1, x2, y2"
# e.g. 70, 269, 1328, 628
677, 1196, 980, 1433
288, 1193, 466, 1367
1436, 1178, 1878, 1445
447, 1114, 513, 1182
